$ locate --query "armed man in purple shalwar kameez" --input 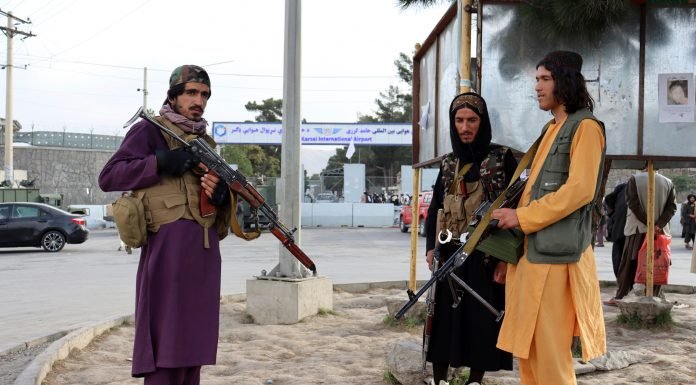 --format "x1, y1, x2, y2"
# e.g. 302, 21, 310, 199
99, 65, 233, 385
